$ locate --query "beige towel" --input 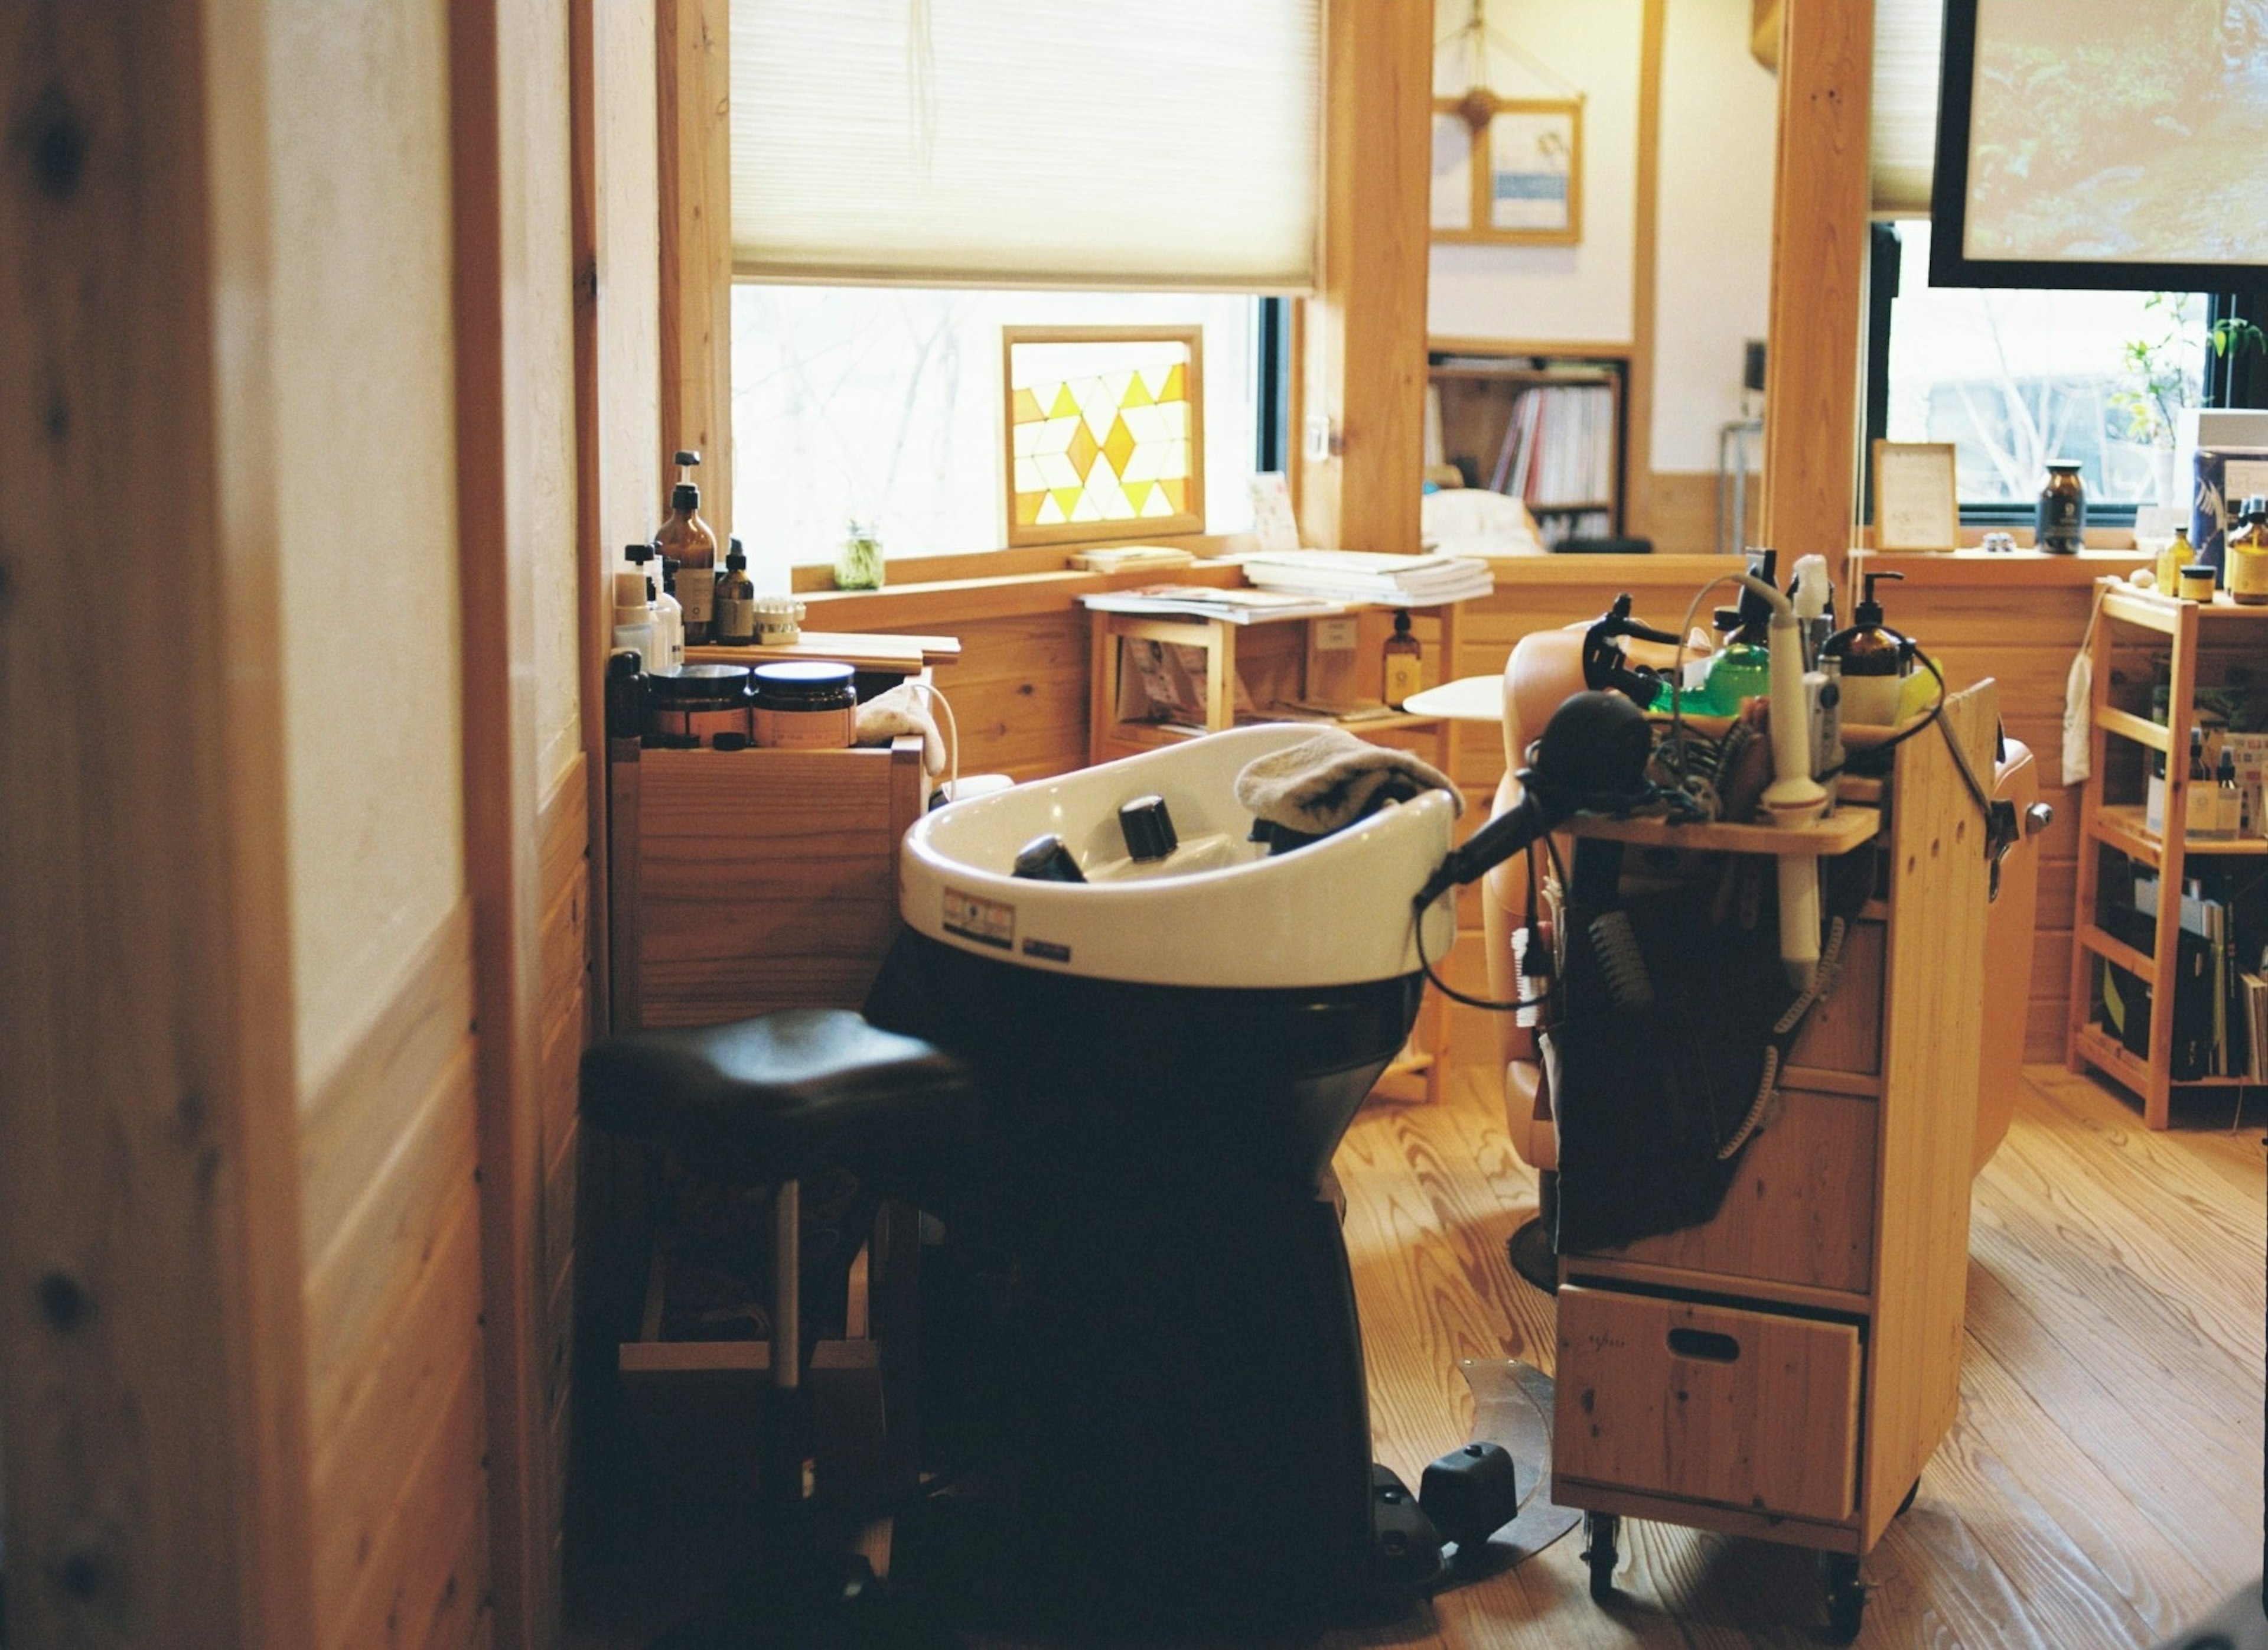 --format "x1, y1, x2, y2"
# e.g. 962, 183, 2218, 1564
856, 681, 945, 773
1233, 727, 1463, 834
